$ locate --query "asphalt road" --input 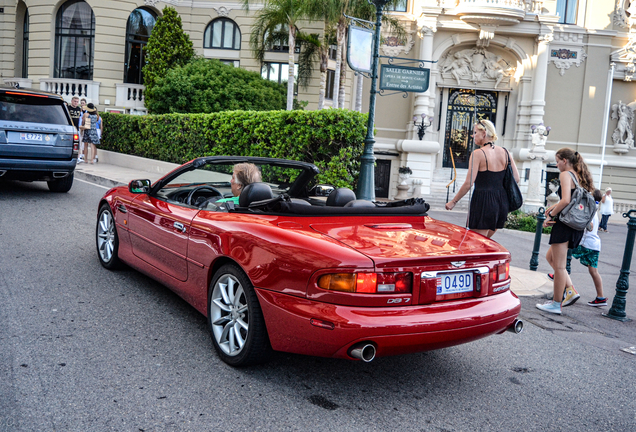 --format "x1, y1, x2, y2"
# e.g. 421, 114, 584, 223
1, 178, 635, 432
